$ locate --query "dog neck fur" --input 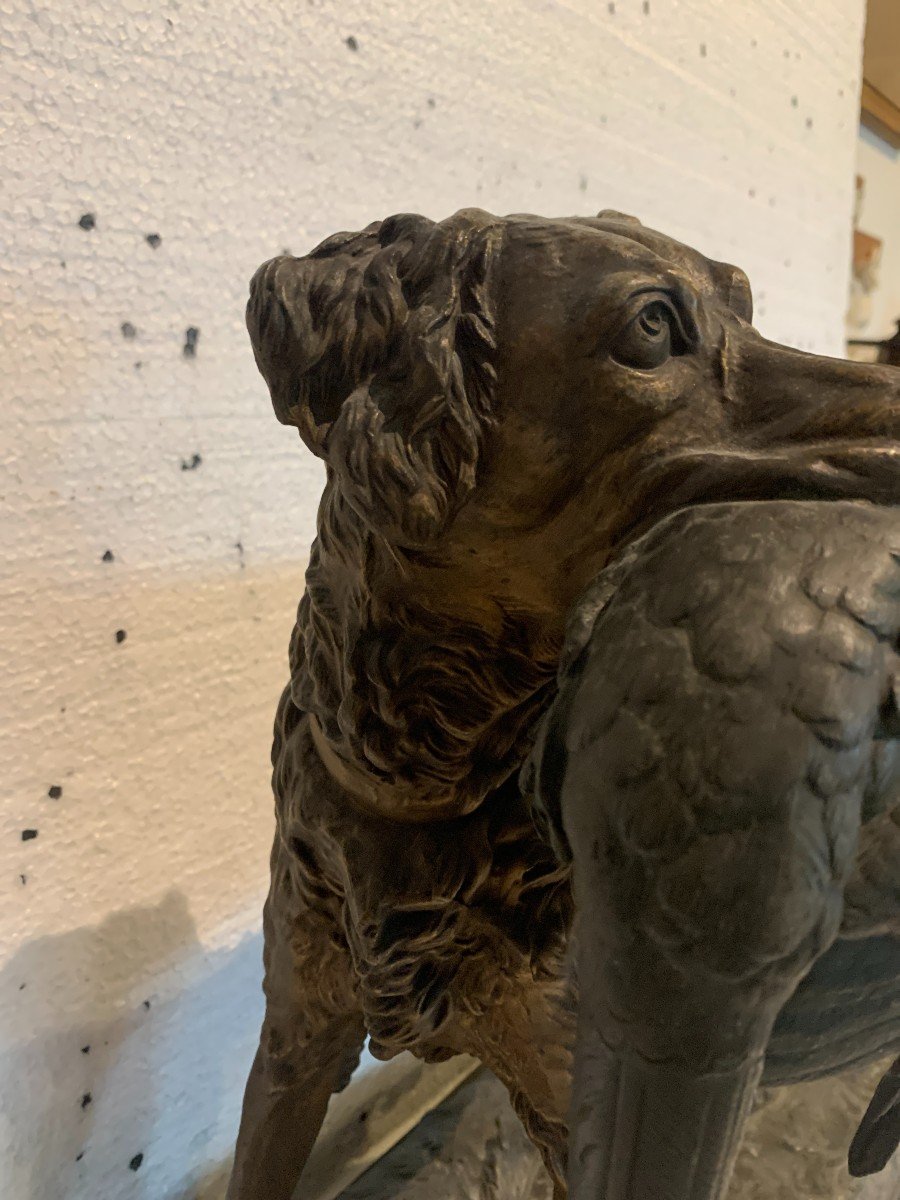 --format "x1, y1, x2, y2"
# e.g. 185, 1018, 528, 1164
289, 495, 562, 821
